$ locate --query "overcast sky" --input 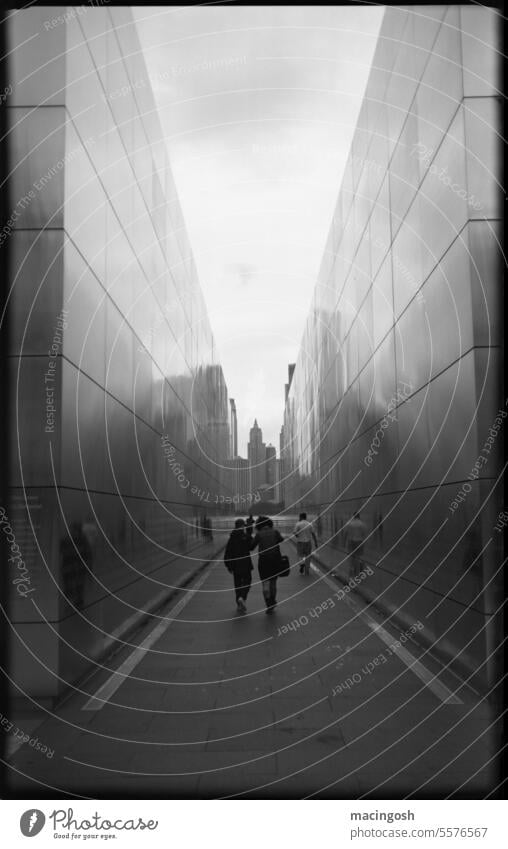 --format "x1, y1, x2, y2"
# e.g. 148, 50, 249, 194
133, 5, 384, 454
